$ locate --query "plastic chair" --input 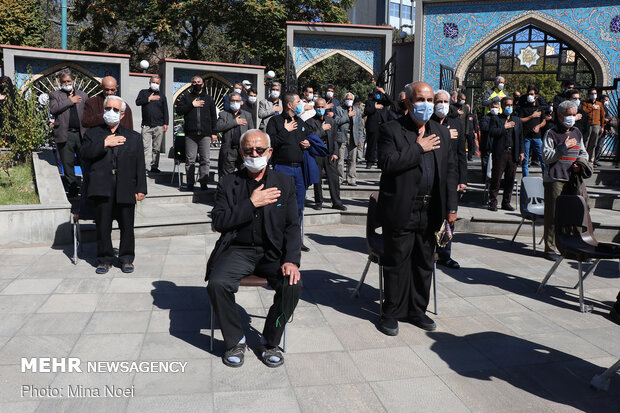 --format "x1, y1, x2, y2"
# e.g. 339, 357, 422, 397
352, 192, 438, 315
209, 275, 287, 353
511, 177, 544, 252
71, 162, 95, 265
537, 195, 620, 312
